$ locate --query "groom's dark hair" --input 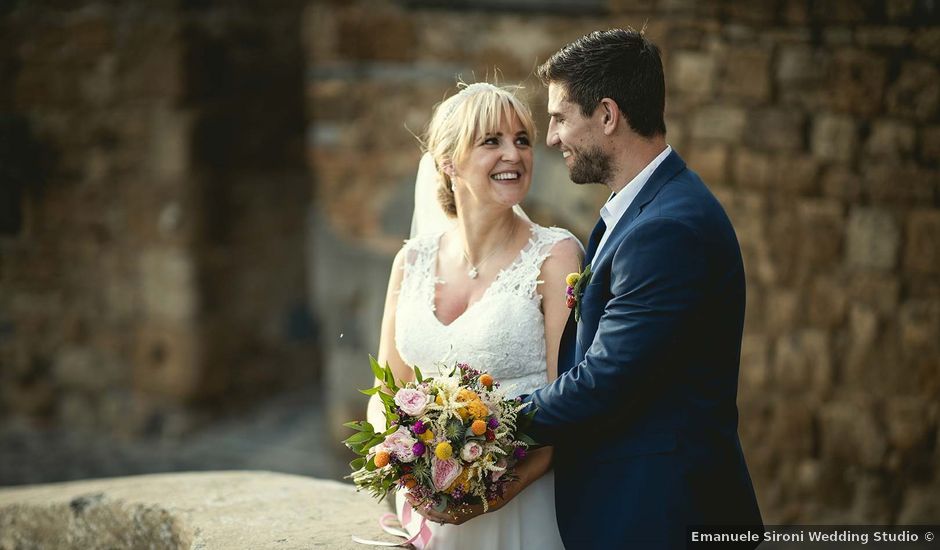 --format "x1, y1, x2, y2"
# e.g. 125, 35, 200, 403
538, 28, 666, 138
